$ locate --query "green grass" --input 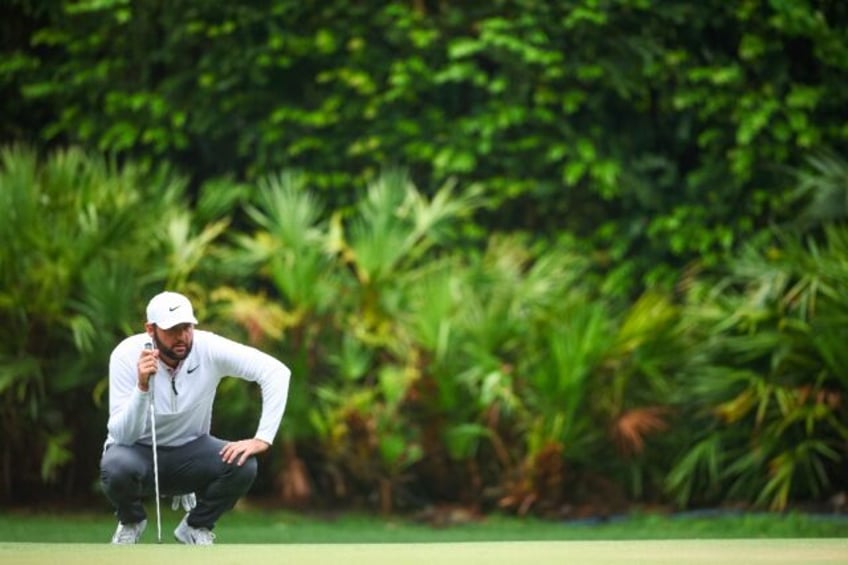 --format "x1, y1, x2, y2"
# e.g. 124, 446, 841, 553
0, 505, 845, 544
2, 509, 846, 565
